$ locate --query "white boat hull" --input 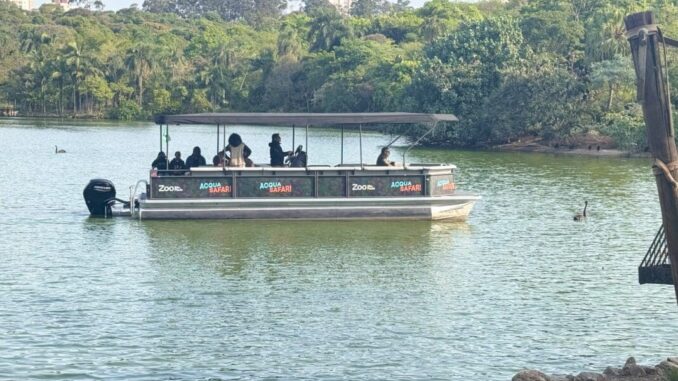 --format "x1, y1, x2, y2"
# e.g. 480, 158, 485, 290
136, 193, 479, 221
